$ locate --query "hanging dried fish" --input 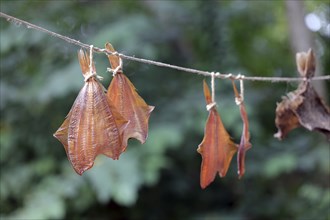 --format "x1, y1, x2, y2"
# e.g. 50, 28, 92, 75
106, 42, 154, 146
197, 80, 237, 189
54, 49, 128, 175
275, 49, 330, 140
232, 80, 251, 178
